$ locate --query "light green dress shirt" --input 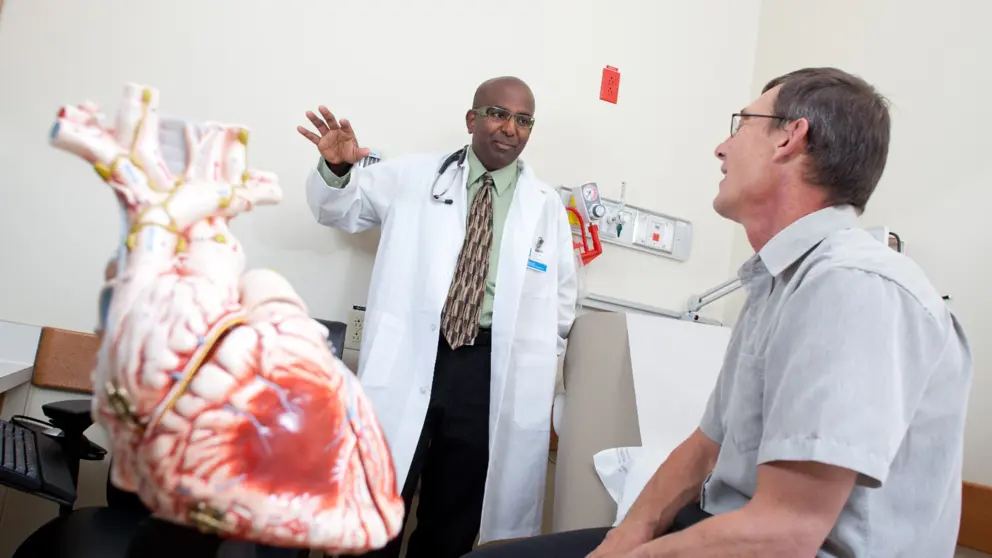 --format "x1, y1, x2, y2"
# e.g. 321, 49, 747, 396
317, 148, 519, 328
